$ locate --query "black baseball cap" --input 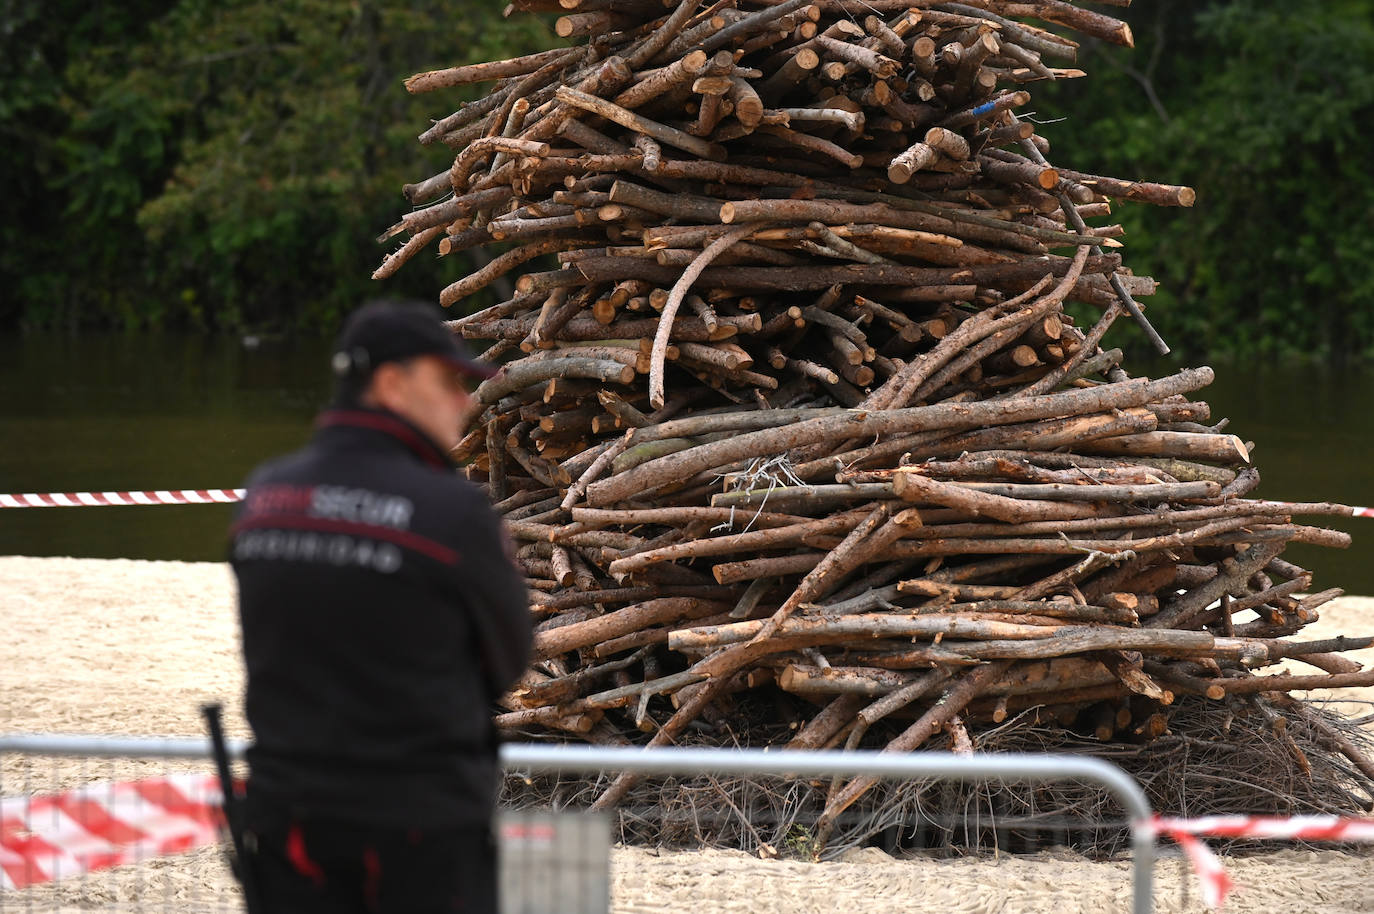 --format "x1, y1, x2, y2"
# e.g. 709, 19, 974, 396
331, 300, 496, 380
